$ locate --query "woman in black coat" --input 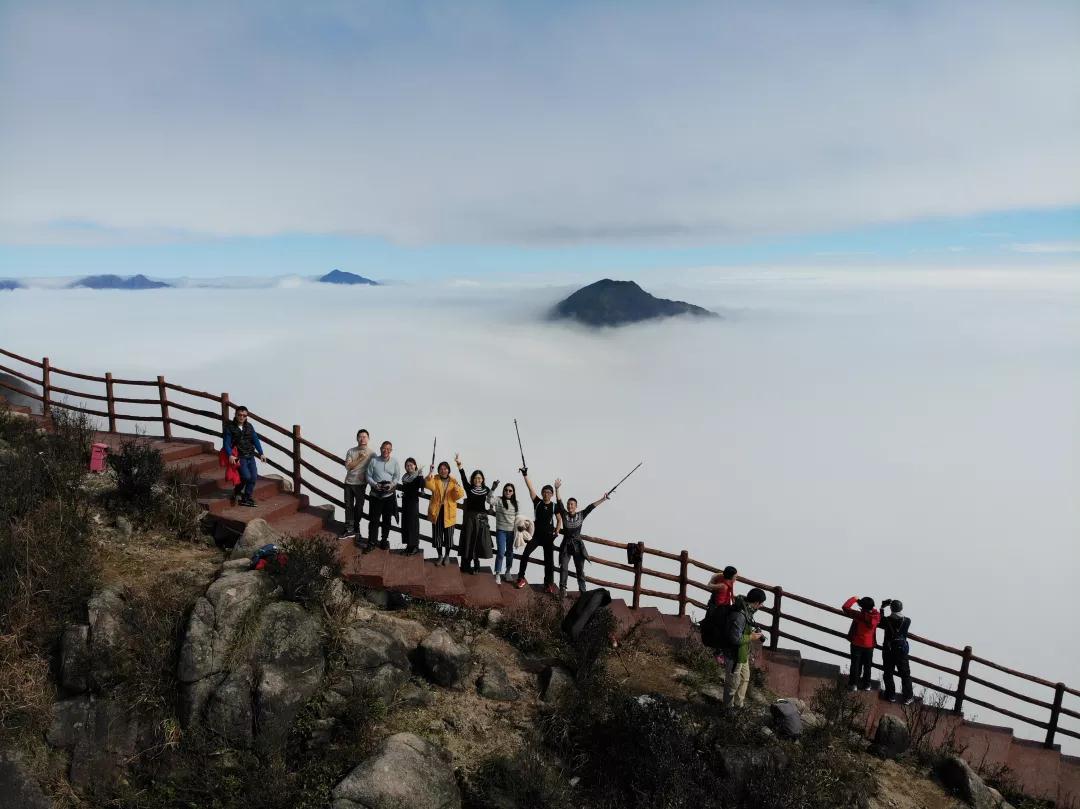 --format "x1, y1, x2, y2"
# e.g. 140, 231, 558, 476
455, 452, 493, 573
399, 457, 424, 555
